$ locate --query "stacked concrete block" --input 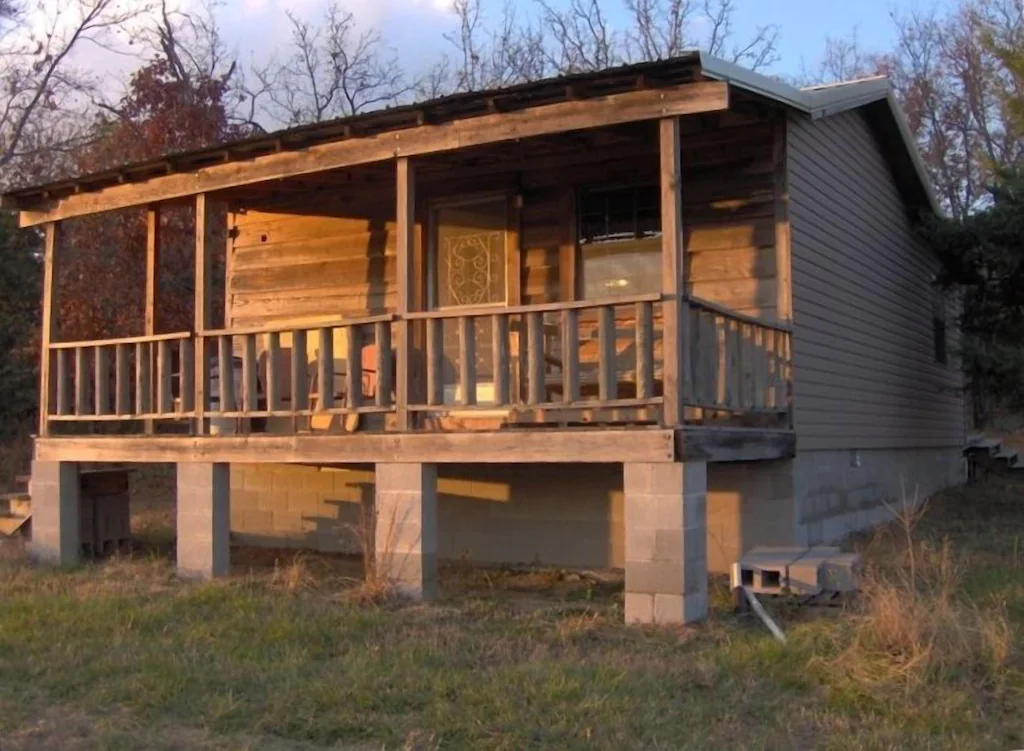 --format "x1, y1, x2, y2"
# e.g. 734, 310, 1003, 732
732, 545, 861, 595
623, 461, 708, 625
375, 463, 438, 600
28, 460, 80, 566
176, 463, 230, 579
